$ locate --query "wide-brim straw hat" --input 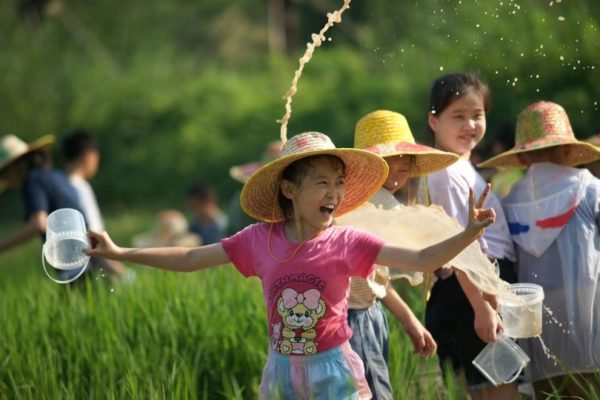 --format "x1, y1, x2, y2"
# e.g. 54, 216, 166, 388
585, 133, 600, 147
229, 141, 282, 183
0, 134, 54, 191
354, 110, 458, 176
241, 131, 388, 223
478, 101, 600, 168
